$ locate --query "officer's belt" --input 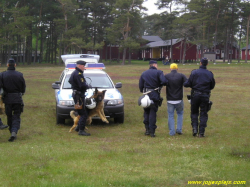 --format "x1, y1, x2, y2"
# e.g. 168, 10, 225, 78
144, 88, 156, 92
143, 87, 160, 95
73, 90, 81, 95
193, 91, 209, 95
6, 93, 22, 96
